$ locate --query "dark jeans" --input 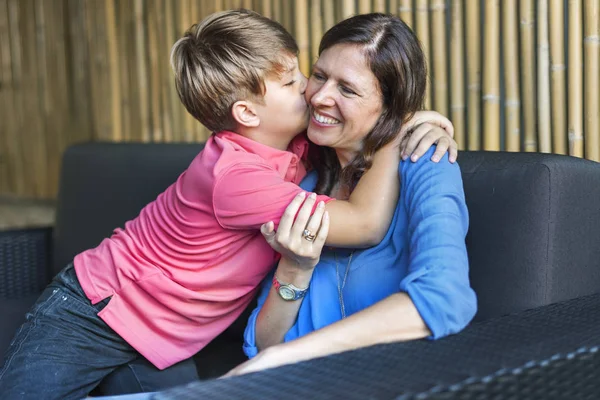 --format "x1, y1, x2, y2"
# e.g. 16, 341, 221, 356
0, 264, 199, 400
